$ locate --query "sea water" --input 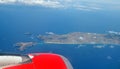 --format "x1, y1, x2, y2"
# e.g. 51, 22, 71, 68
0, 5, 120, 69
